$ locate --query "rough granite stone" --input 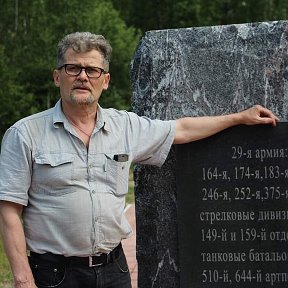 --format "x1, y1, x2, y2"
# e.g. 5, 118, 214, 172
131, 21, 288, 288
